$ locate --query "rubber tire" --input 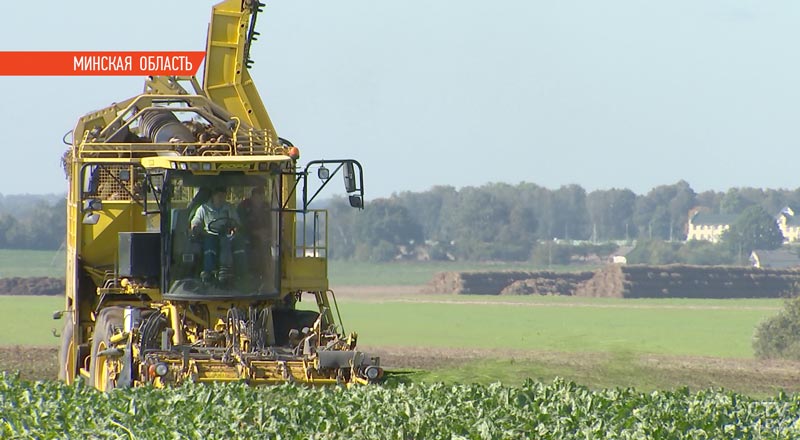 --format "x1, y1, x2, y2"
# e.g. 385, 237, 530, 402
56, 313, 74, 383
89, 307, 125, 391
